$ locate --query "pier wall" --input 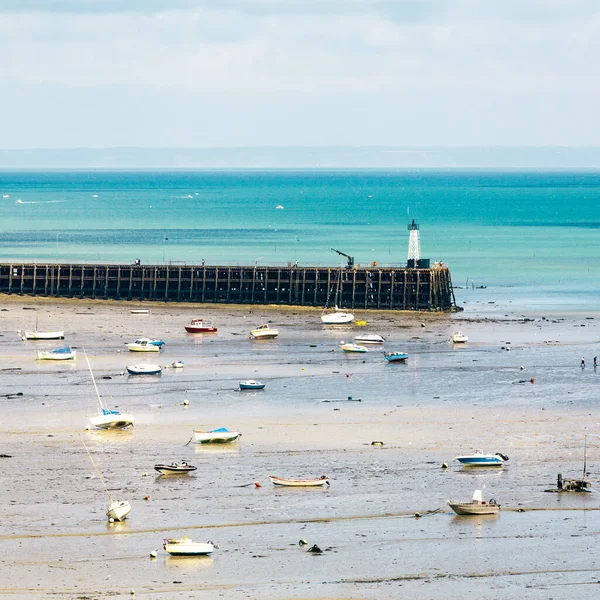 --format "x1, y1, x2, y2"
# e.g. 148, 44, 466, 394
0, 263, 455, 311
